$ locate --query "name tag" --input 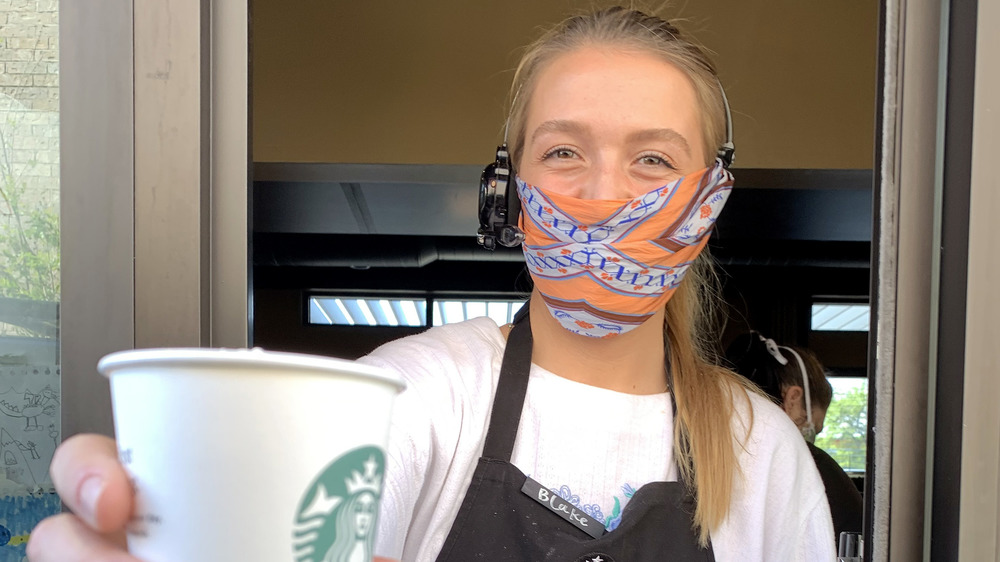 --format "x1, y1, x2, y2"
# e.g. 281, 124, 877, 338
521, 476, 606, 539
